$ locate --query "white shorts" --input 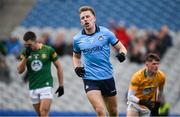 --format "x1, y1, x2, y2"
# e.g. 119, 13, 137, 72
29, 87, 53, 104
127, 101, 151, 117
